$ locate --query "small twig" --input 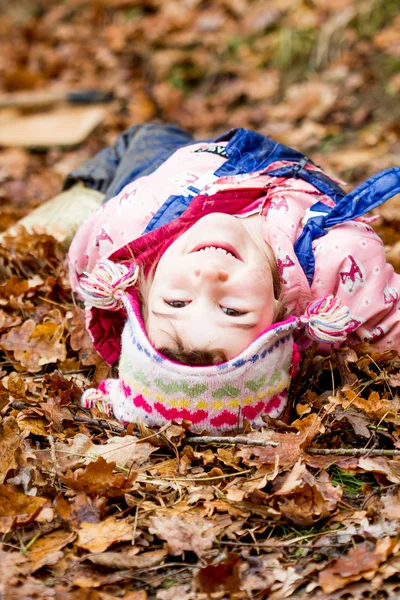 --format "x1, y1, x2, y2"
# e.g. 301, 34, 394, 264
10, 401, 125, 433
134, 562, 199, 574
33, 368, 91, 379
362, 483, 399, 508
307, 448, 400, 456
138, 468, 253, 483
219, 530, 326, 548
185, 436, 278, 447
73, 415, 125, 433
